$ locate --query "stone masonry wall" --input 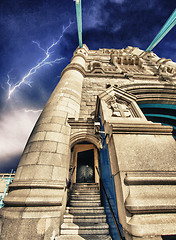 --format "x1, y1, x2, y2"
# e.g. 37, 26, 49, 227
79, 76, 162, 119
